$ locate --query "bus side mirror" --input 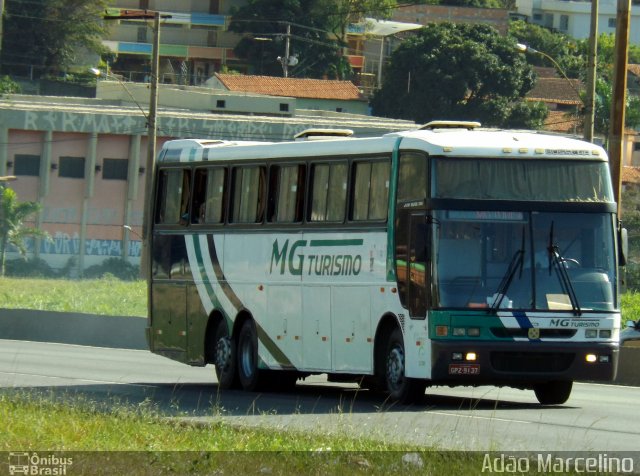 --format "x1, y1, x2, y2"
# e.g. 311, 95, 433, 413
619, 226, 628, 267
